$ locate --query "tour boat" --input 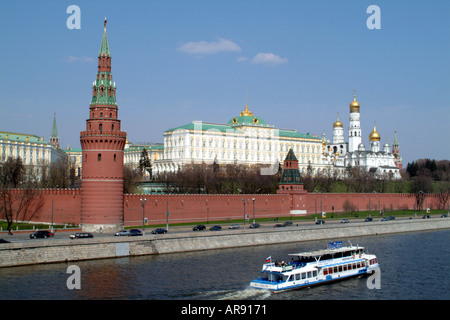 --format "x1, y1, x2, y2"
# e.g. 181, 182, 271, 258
250, 241, 379, 293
